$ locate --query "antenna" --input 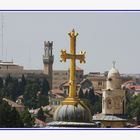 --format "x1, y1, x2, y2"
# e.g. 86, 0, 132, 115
112, 60, 116, 68
6, 46, 7, 61
1, 13, 4, 61
28, 46, 31, 68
